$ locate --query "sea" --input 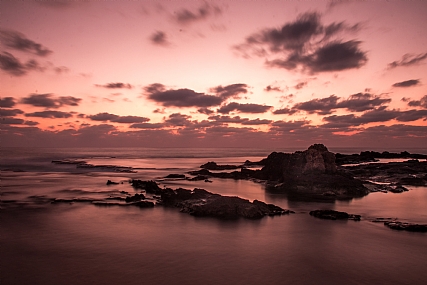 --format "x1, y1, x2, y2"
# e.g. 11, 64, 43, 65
1, 146, 427, 285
